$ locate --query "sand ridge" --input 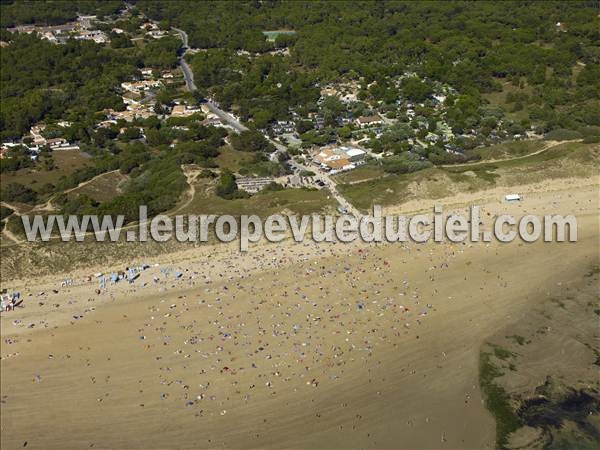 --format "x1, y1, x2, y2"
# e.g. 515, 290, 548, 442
1, 180, 598, 449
